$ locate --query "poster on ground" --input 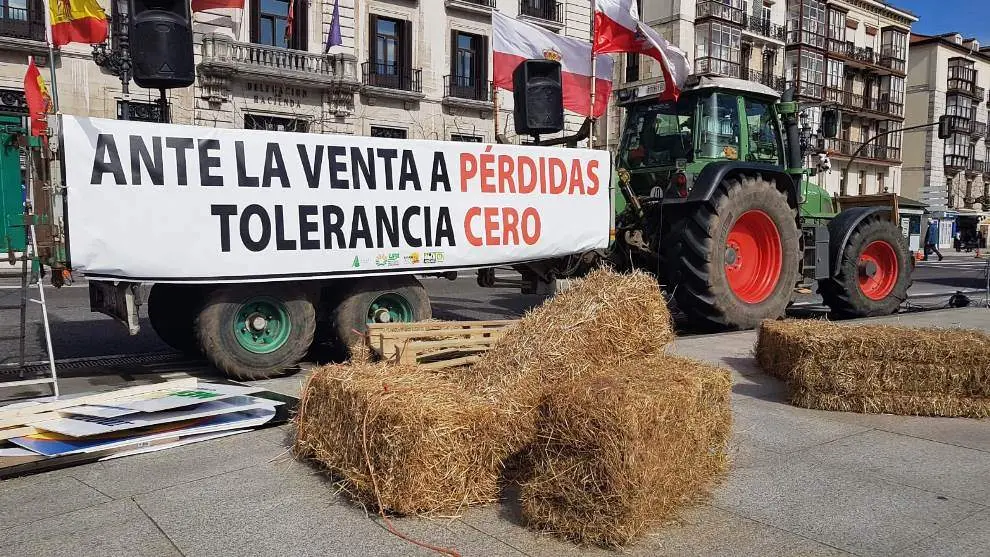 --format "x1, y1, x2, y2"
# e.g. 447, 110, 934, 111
65, 383, 264, 418
60, 115, 613, 283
